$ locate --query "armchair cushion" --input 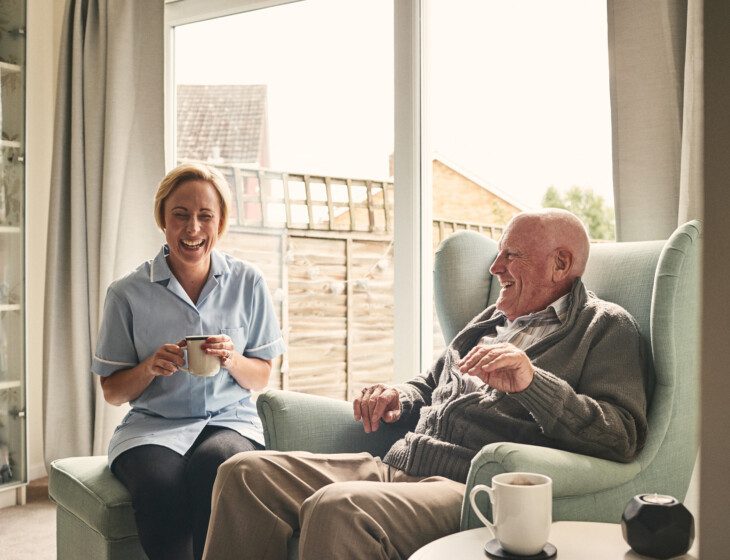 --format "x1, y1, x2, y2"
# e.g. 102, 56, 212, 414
49, 455, 147, 560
